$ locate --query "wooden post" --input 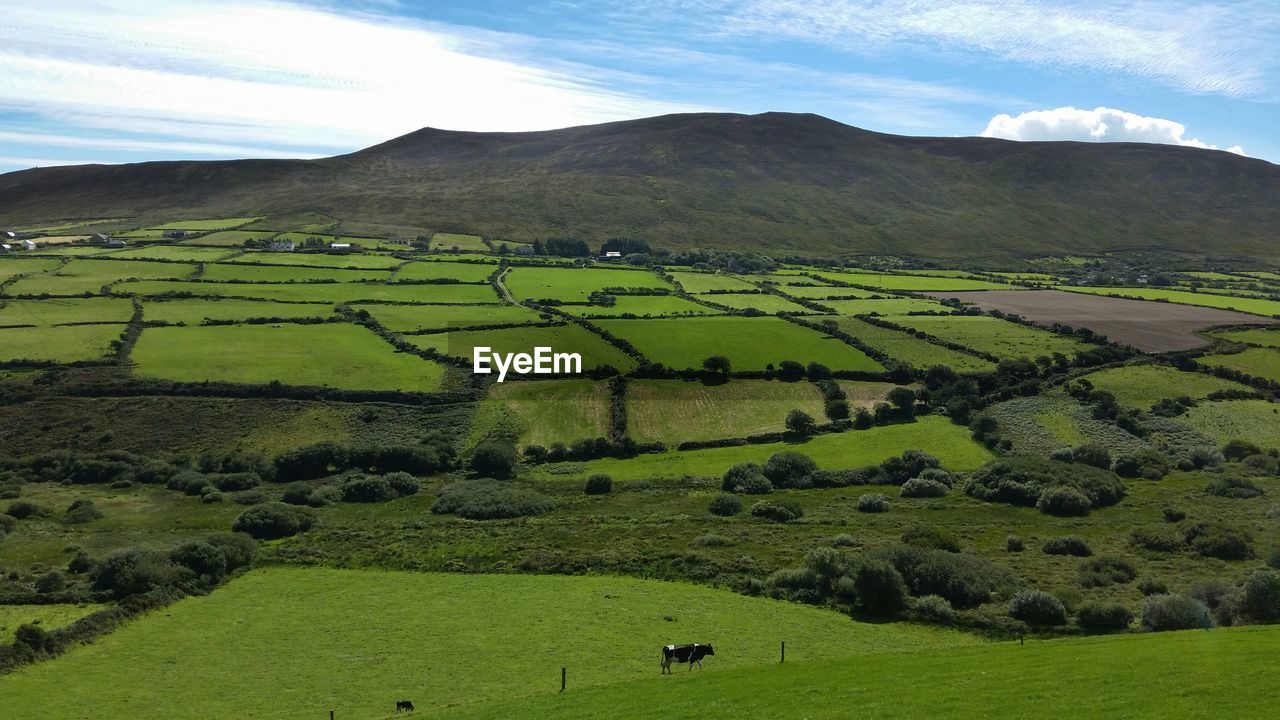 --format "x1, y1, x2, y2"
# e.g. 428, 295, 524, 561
780, 641, 785, 663
329, 711, 334, 720
561, 667, 566, 692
